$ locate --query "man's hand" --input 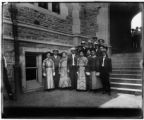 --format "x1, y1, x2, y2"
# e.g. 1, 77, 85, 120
67, 69, 69, 73
86, 72, 90, 76
43, 73, 46, 77
96, 72, 100, 76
